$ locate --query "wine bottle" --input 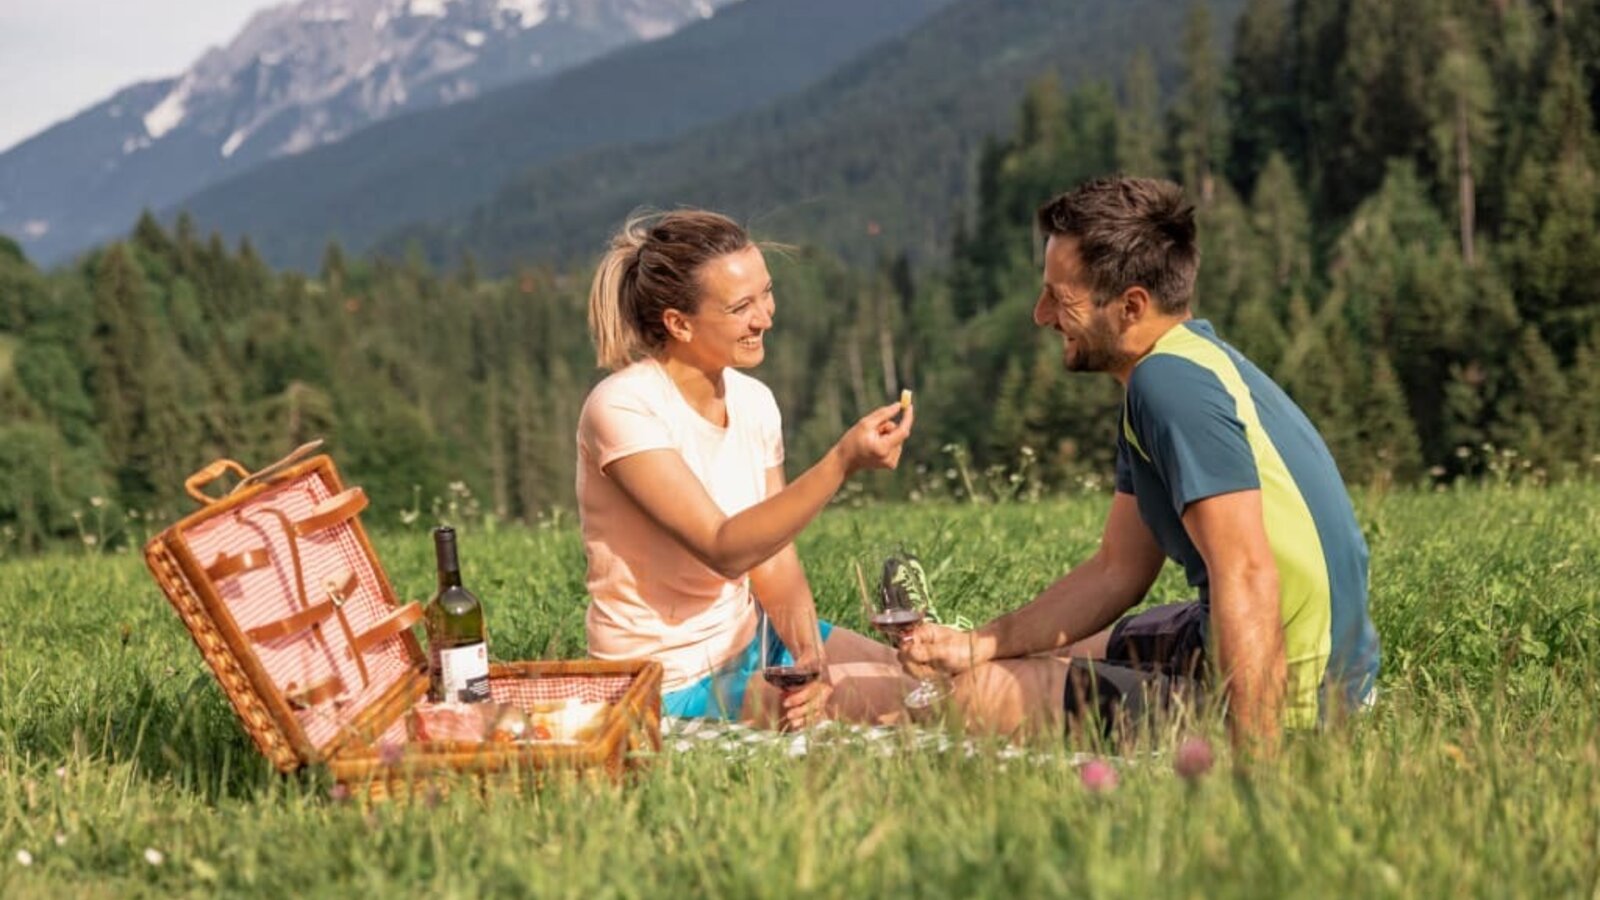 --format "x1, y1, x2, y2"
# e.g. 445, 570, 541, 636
426, 526, 490, 703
